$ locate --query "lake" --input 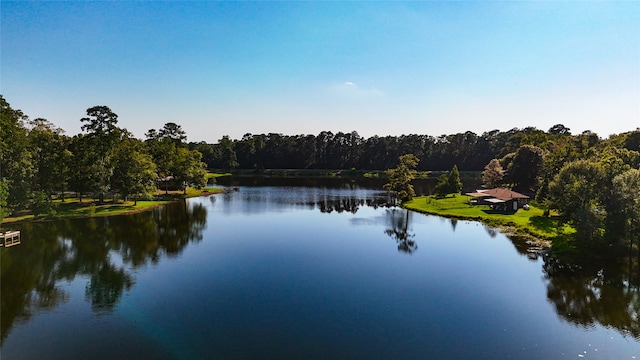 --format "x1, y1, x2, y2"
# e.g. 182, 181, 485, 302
1, 183, 639, 359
